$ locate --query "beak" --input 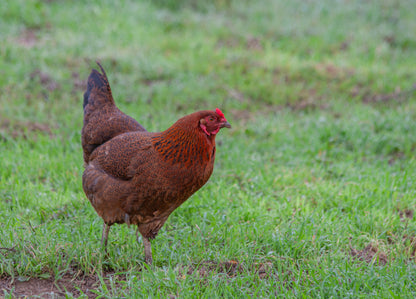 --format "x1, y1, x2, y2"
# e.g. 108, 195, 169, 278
221, 121, 231, 129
